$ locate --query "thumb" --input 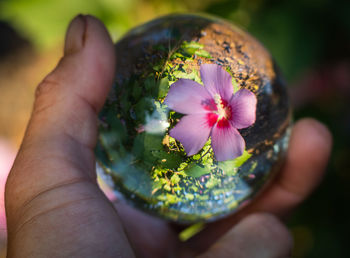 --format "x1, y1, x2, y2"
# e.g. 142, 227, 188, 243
31, 14, 115, 153
7, 14, 115, 213
5, 15, 134, 257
